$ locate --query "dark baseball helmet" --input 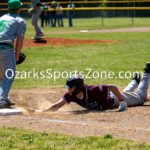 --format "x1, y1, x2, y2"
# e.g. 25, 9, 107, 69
64, 75, 84, 96
64, 75, 84, 89
144, 62, 150, 73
